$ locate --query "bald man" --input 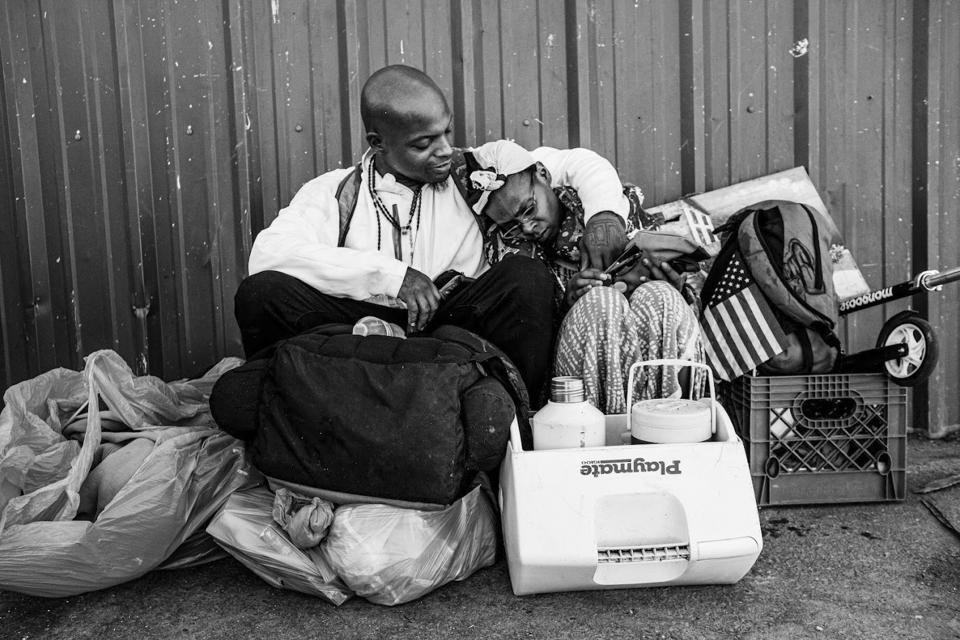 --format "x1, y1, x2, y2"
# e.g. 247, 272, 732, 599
234, 65, 557, 399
